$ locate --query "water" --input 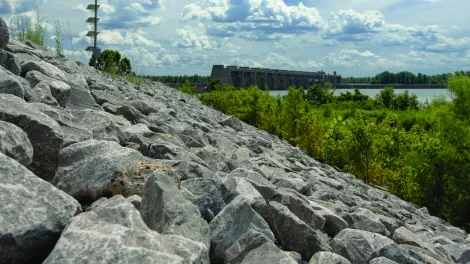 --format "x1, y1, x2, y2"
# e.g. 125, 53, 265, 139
269, 88, 451, 103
